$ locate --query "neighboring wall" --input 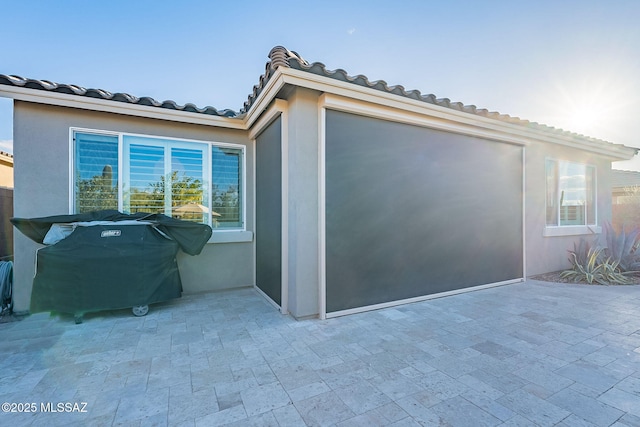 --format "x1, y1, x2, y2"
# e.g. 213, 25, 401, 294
525, 142, 613, 276
0, 152, 13, 188
13, 101, 255, 313
0, 153, 14, 259
0, 187, 12, 259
